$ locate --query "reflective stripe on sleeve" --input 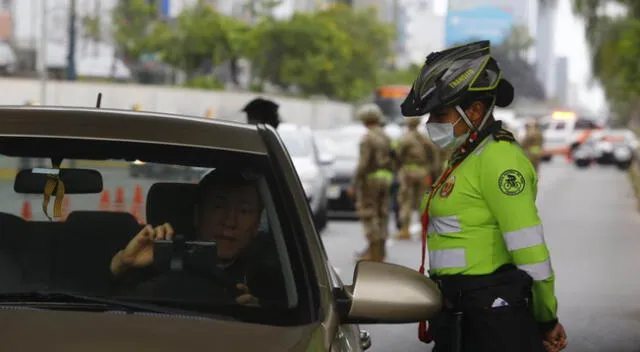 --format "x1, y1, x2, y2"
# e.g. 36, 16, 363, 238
517, 259, 553, 281
503, 224, 545, 251
427, 216, 461, 235
429, 248, 466, 269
